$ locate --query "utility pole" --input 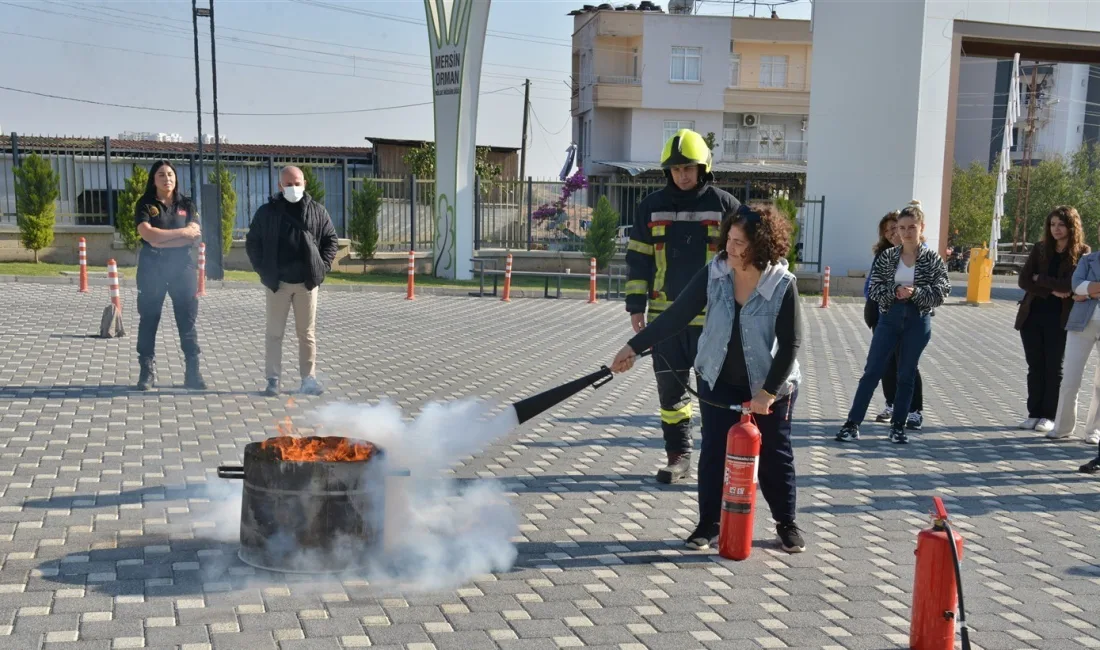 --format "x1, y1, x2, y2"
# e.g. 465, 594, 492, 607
519, 79, 530, 227
192, 0, 203, 215
193, 0, 224, 280
519, 79, 530, 184
1012, 62, 1040, 252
